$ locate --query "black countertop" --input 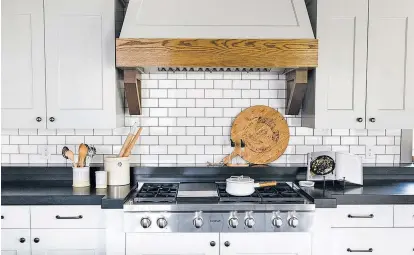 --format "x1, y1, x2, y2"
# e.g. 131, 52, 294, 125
2, 165, 414, 208
1, 181, 133, 209
302, 180, 414, 208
